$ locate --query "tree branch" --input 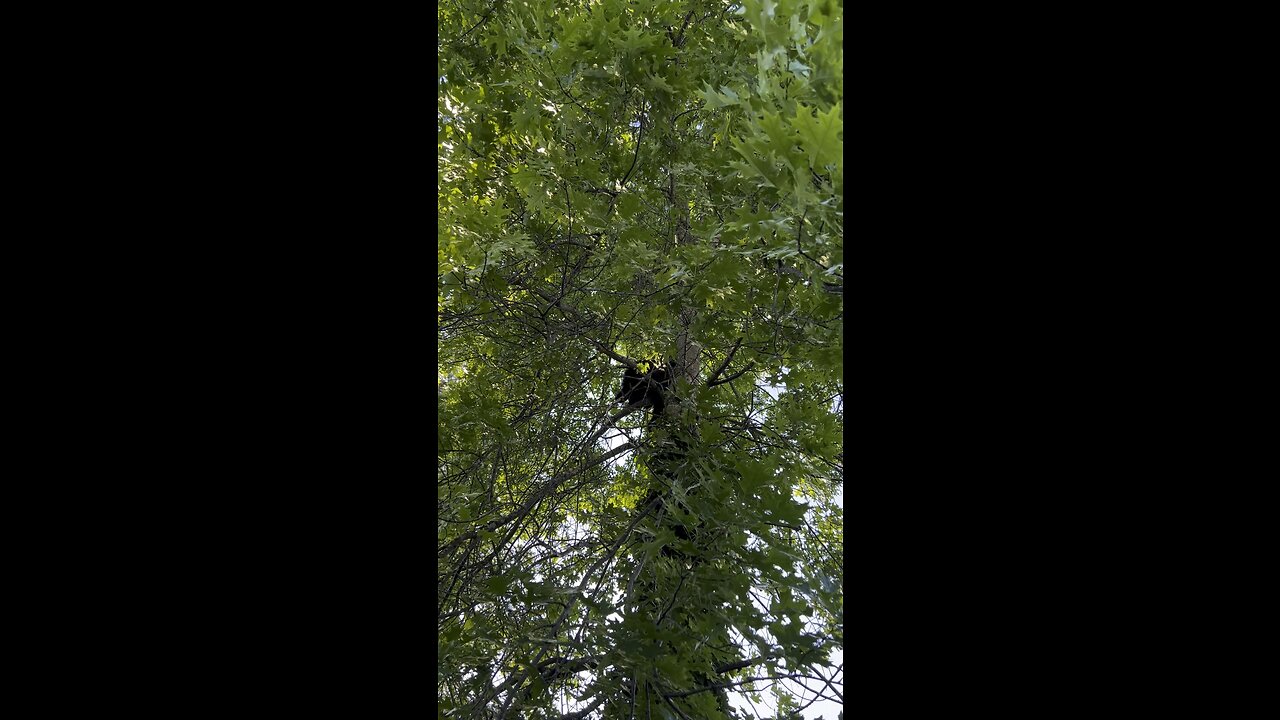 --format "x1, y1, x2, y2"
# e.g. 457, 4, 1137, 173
707, 361, 755, 387
664, 673, 812, 699
519, 282, 639, 369
552, 693, 609, 720
667, 9, 696, 47
496, 495, 664, 719
551, 64, 602, 119
619, 120, 643, 190
657, 682, 696, 720
795, 212, 829, 271
446, 0, 504, 47
671, 103, 702, 125
439, 441, 634, 556
704, 336, 744, 386
713, 651, 783, 675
